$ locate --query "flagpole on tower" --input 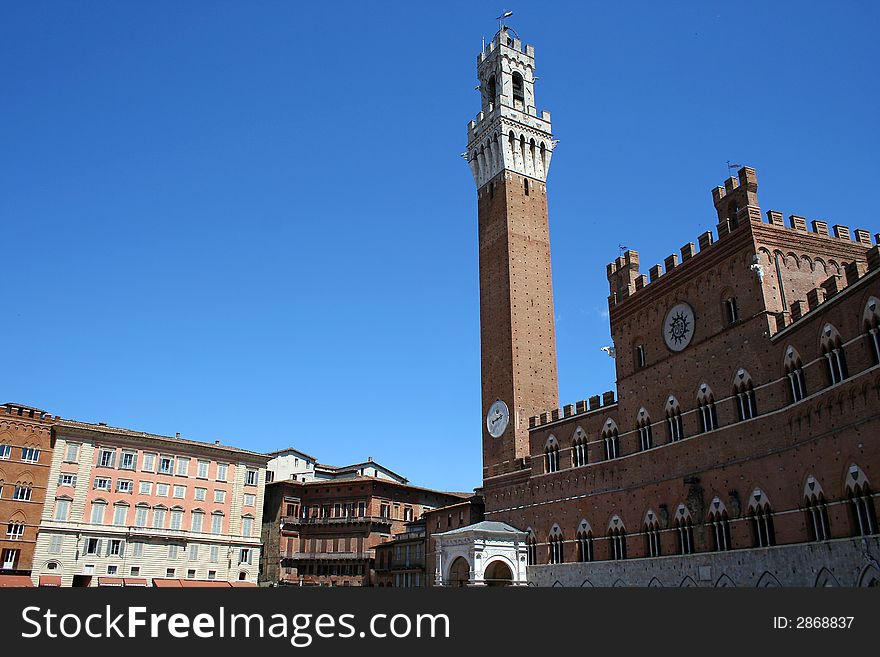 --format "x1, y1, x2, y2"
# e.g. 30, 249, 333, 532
497, 10, 513, 32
